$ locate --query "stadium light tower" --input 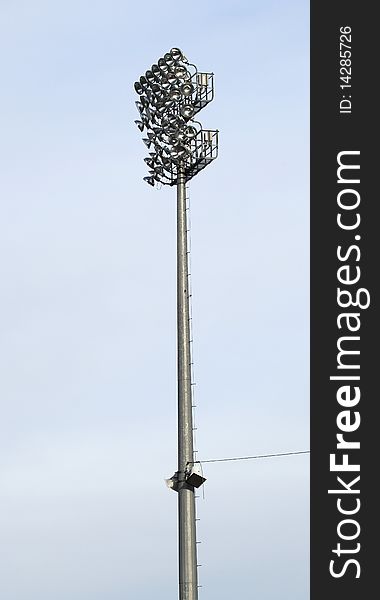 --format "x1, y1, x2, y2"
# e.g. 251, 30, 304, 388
134, 47, 218, 600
